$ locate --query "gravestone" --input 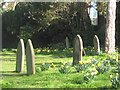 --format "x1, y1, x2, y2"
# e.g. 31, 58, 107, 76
16, 39, 25, 73
93, 35, 100, 55
26, 39, 35, 75
73, 34, 83, 65
66, 37, 70, 49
